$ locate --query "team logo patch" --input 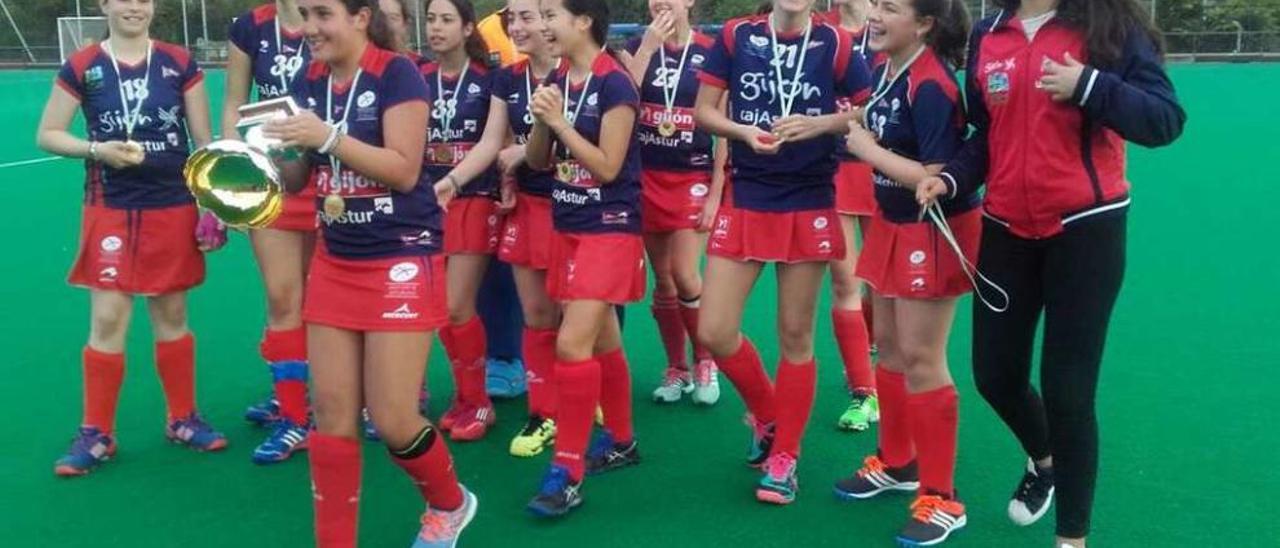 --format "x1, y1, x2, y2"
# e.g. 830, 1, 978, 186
690, 183, 709, 197
487, 214, 499, 226
388, 262, 420, 283
357, 90, 377, 108
987, 72, 1011, 104
381, 303, 420, 320
587, 93, 598, 107
691, 54, 705, 66
100, 235, 123, 252
468, 83, 481, 95
748, 35, 770, 49
909, 250, 926, 265
813, 216, 829, 230
374, 197, 394, 214
162, 66, 181, 79
85, 66, 104, 92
